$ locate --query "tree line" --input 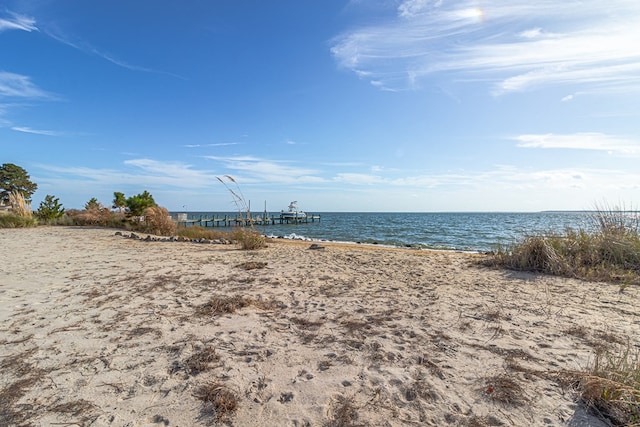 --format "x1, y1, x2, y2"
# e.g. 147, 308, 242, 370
0, 163, 159, 221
